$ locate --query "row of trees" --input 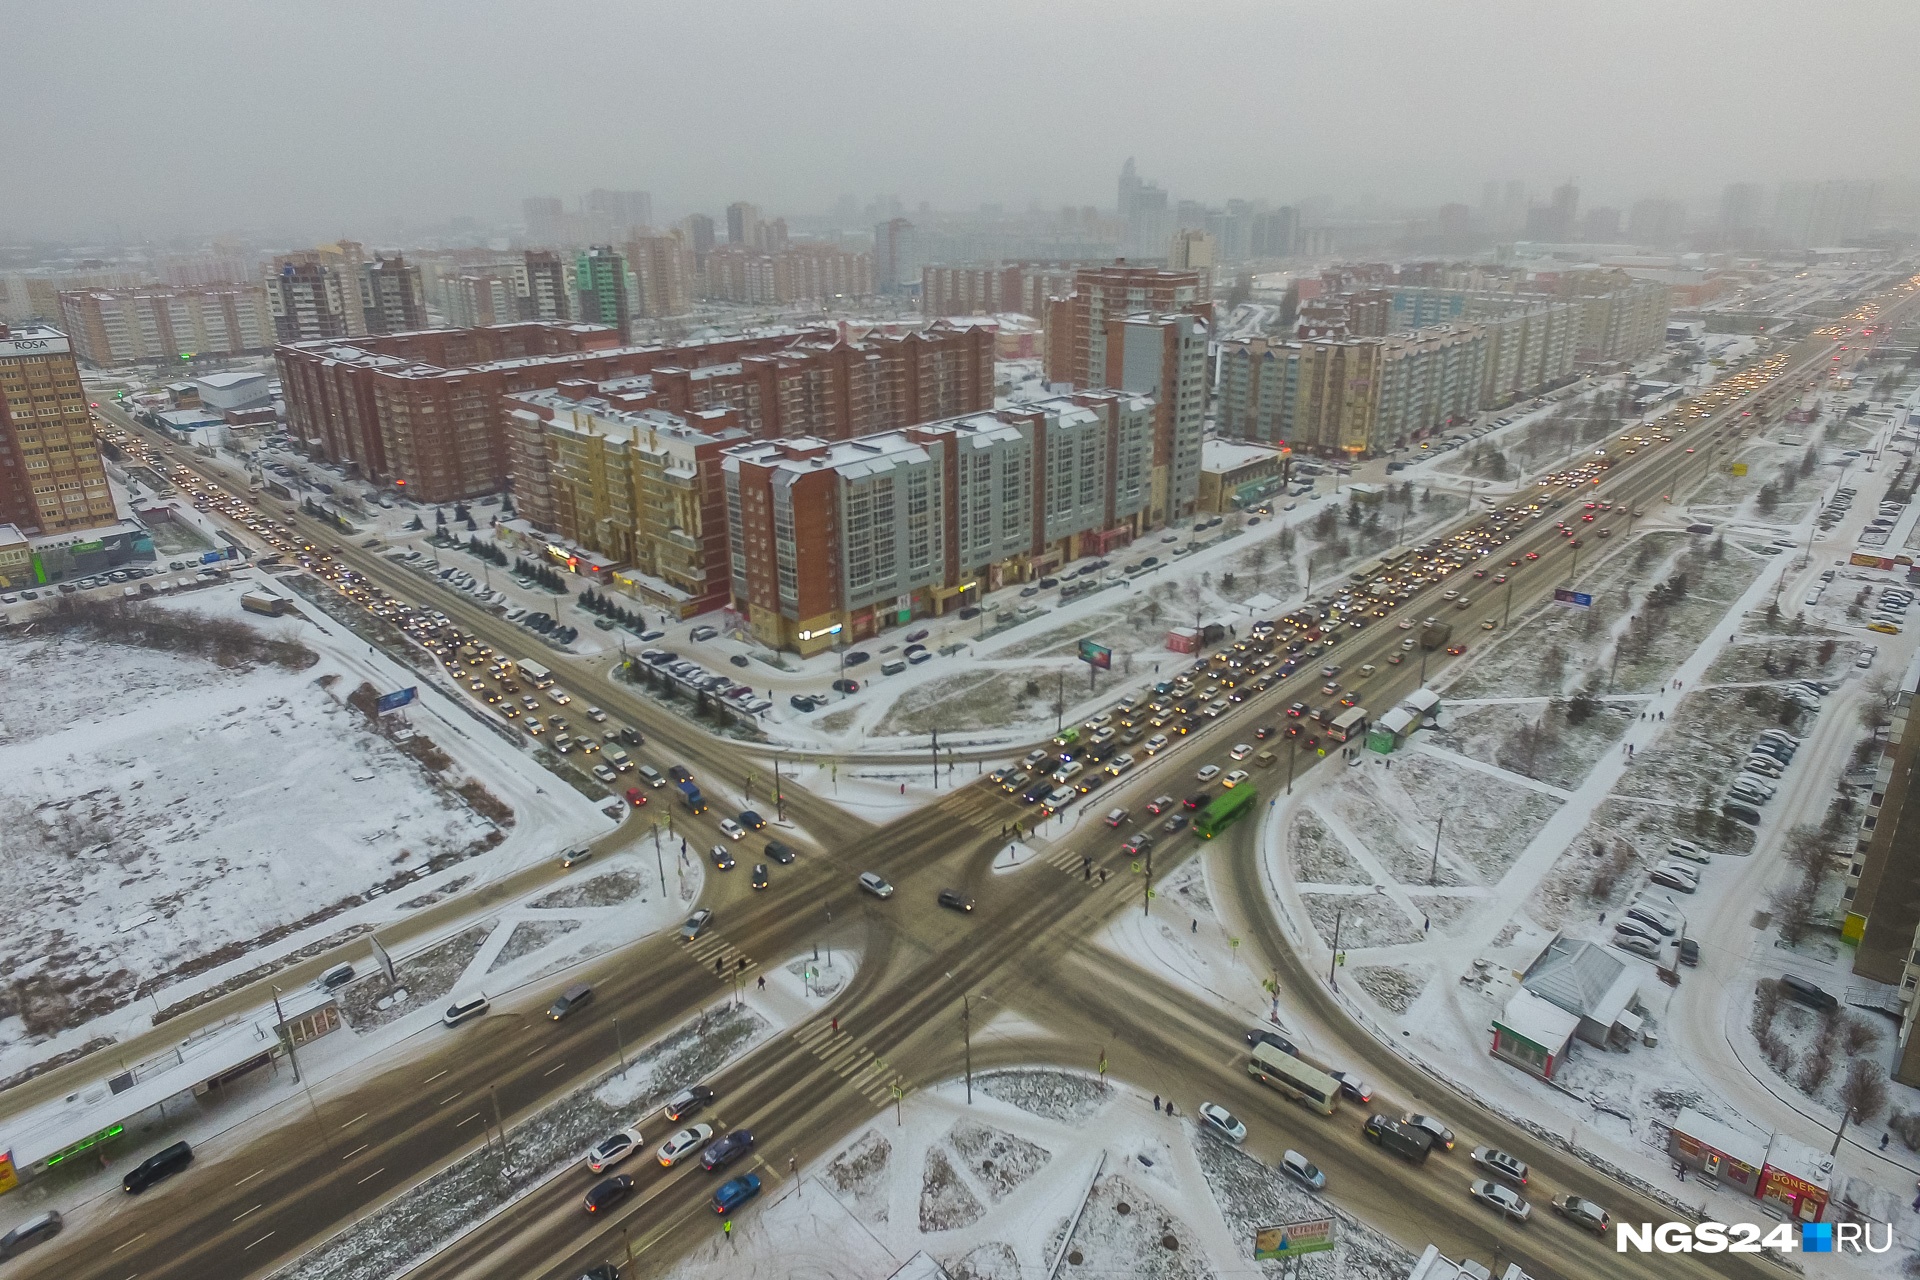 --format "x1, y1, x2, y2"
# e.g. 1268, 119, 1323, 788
512, 557, 570, 595
1751, 975, 1889, 1123
578, 588, 648, 631
464, 536, 507, 567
